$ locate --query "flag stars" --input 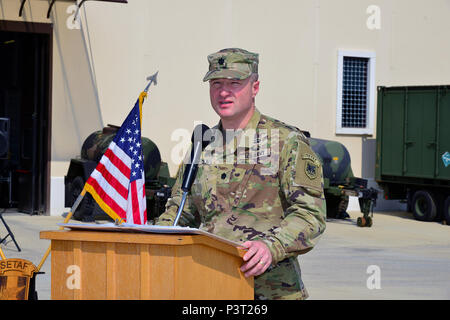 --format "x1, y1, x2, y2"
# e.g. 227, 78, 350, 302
96, 100, 147, 226
112, 105, 145, 182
